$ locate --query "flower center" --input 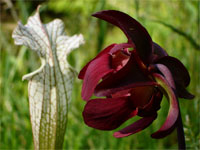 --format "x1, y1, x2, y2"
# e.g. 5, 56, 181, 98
111, 50, 130, 71
130, 86, 155, 108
